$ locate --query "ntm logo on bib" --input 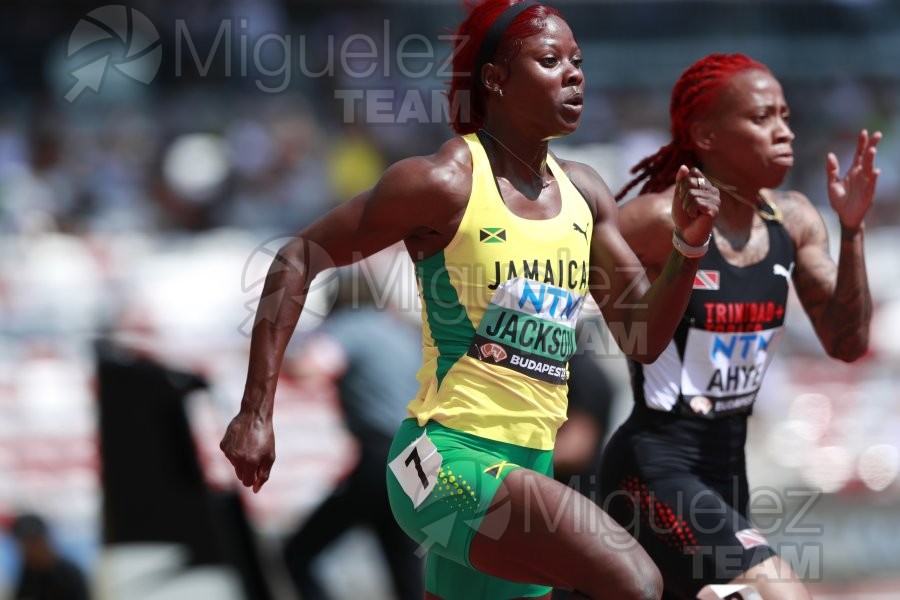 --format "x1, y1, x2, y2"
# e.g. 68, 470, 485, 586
711, 332, 773, 360
518, 281, 583, 322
